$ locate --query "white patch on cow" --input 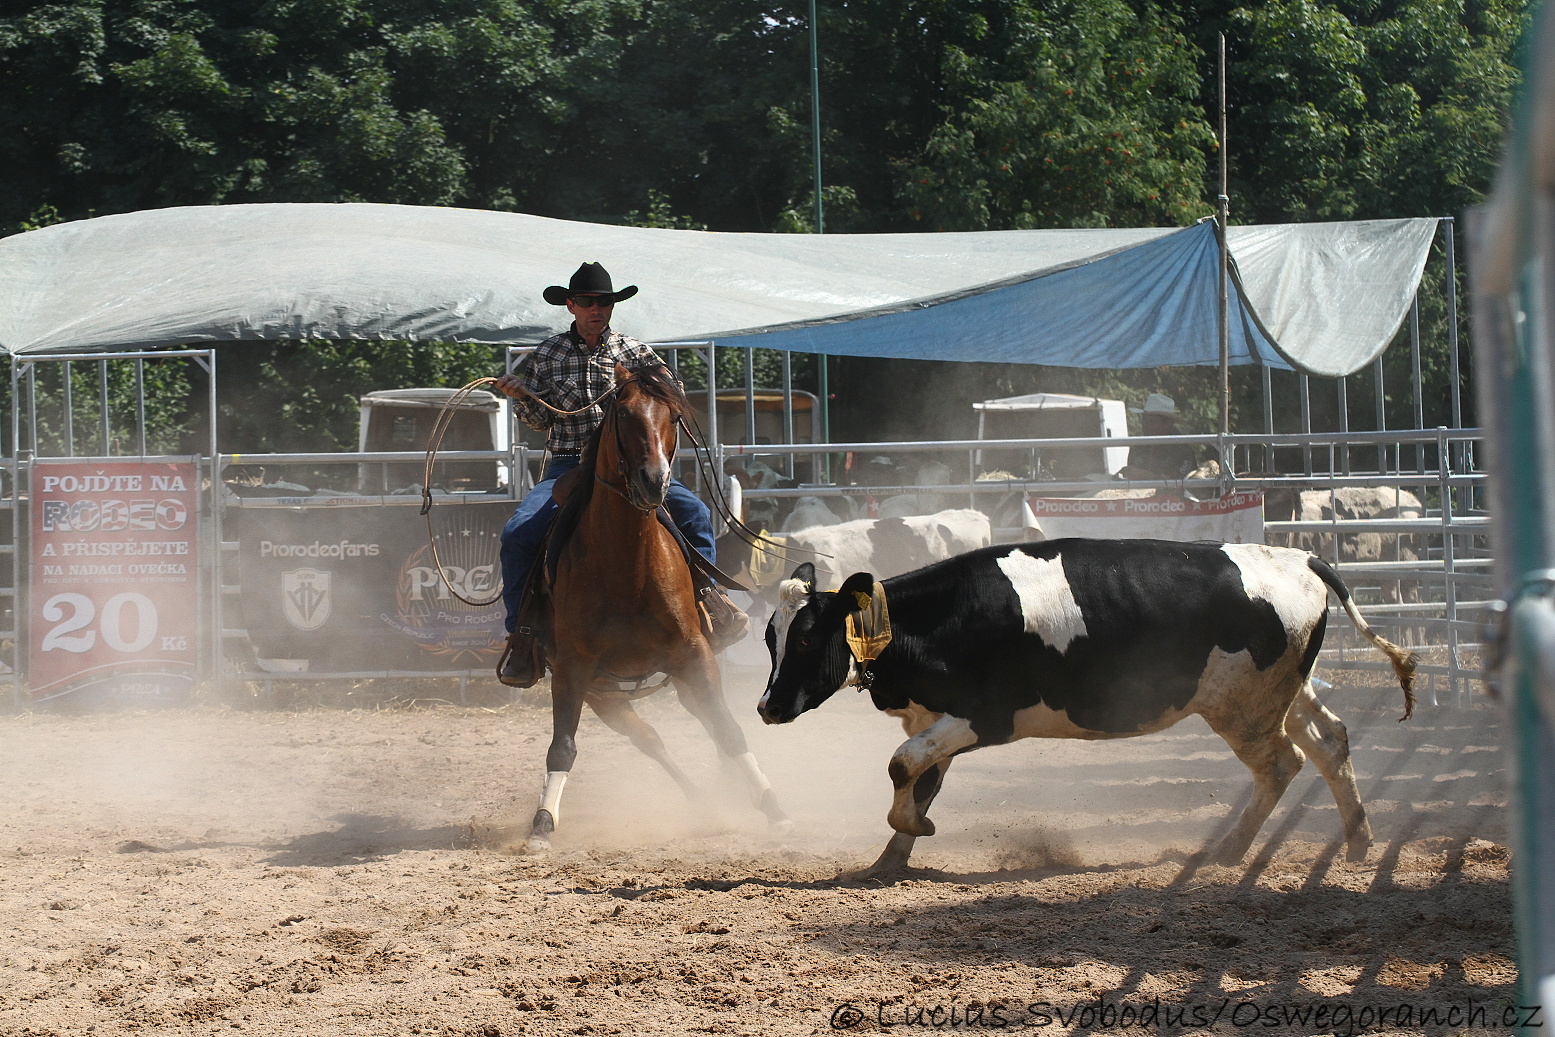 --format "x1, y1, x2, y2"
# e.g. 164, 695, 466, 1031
1193, 644, 1305, 730
893, 714, 979, 776
996, 550, 1088, 652
1190, 646, 1261, 715
767, 577, 811, 675
1220, 543, 1325, 639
